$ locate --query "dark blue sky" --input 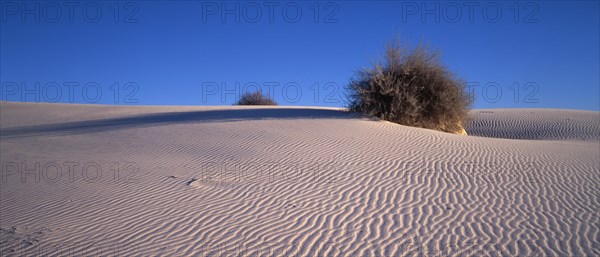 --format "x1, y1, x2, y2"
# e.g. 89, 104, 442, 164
1, 1, 599, 110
